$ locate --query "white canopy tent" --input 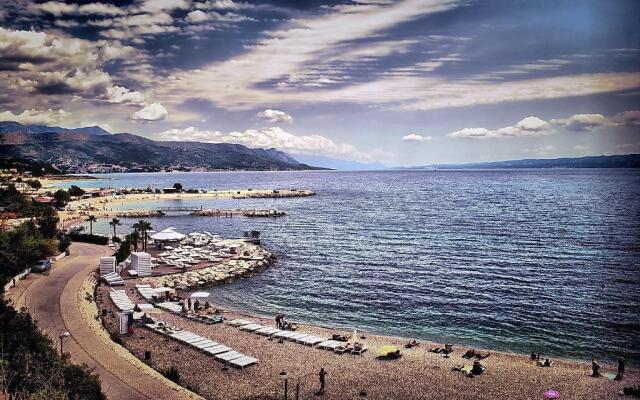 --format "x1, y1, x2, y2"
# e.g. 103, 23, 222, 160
150, 229, 186, 241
